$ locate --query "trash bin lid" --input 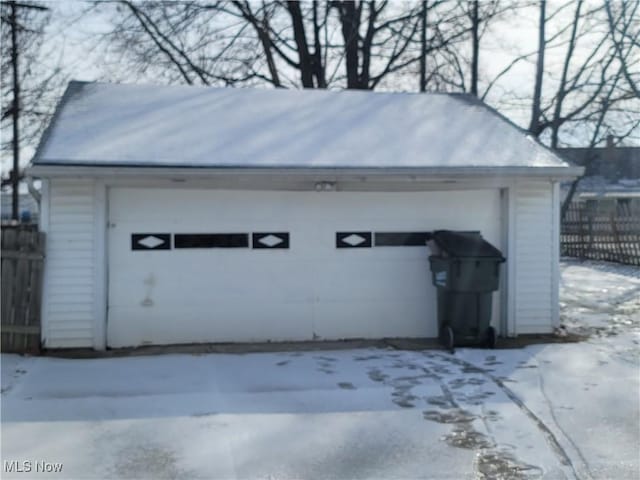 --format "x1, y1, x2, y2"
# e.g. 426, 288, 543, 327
432, 230, 504, 259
